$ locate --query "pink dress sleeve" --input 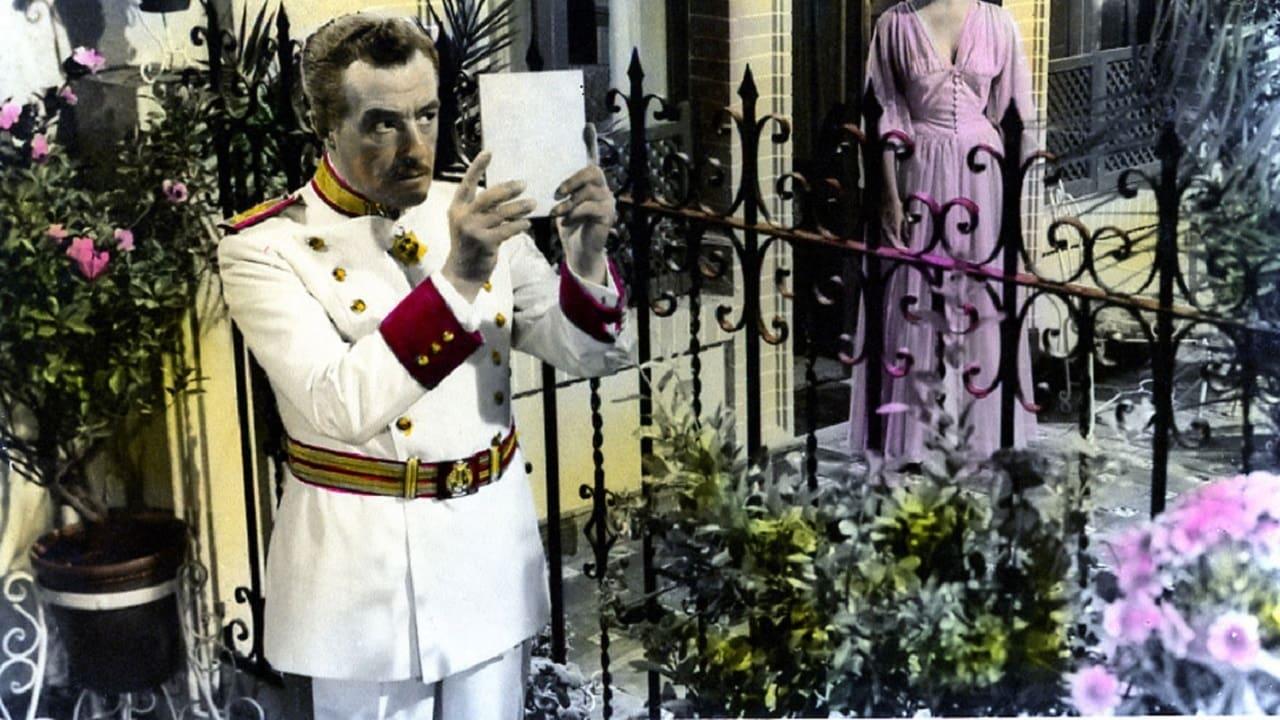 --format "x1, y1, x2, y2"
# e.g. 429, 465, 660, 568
986, 8, 1037, 154
866, 11, 913, 141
